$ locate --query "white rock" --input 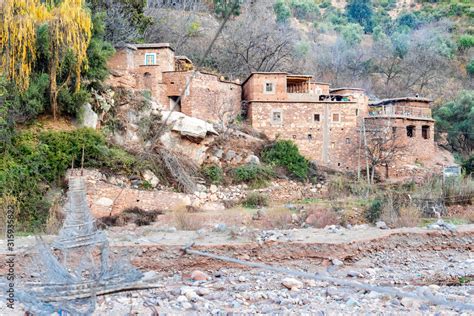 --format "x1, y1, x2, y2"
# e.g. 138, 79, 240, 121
282, 278, 303, 290
95, 197, 113, 207
245, 155, 260, 165
376, 221, 388, 230
80, 103, 98, 129
142, 169, 159, 188
162, 111, 218, 140
210, 185, 218, 193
